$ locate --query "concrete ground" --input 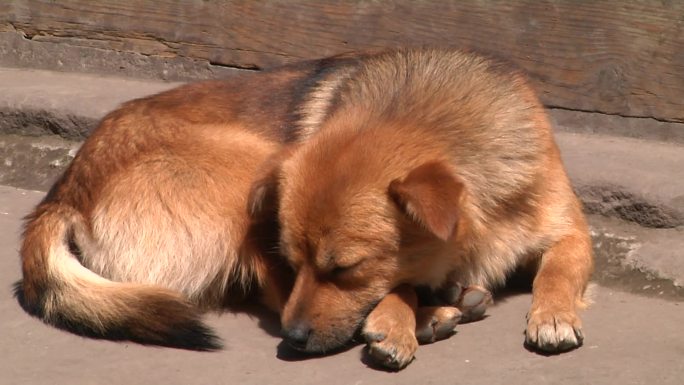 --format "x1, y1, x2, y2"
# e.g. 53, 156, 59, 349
1, 67, 683, 384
